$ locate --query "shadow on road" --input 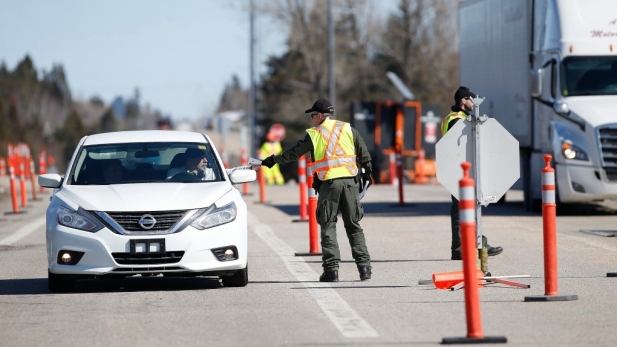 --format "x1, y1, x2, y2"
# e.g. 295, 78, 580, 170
301, 259, 452, 264
272, 200, 617, 218
0, 276, 222, 295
